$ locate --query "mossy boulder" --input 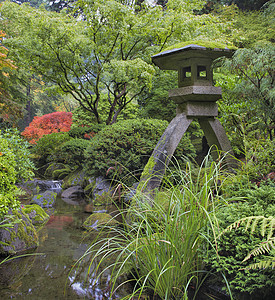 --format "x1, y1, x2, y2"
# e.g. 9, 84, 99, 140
62, 168, 89, 190
20, 179, 41, 195
31, 190, 57, 208
84, 176, 113, 205
82, 213, 118, 230
93, 191, 113, 206
22, 204, 49, 226
0, 209, 39, 256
